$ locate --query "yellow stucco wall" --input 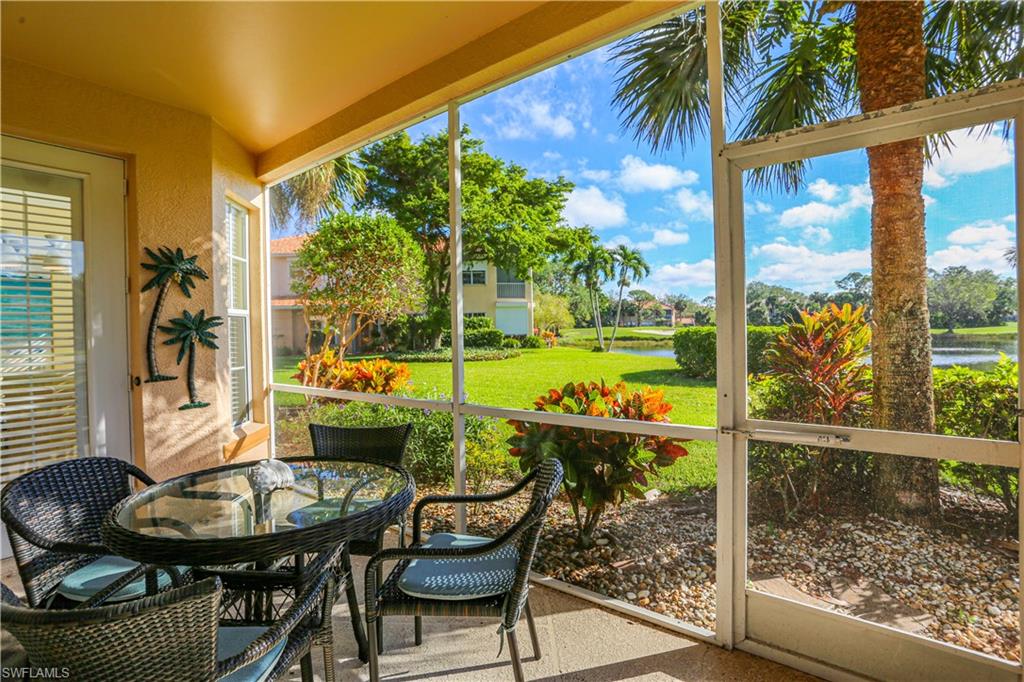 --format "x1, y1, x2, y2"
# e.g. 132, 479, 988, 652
2, 57, 264, 479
